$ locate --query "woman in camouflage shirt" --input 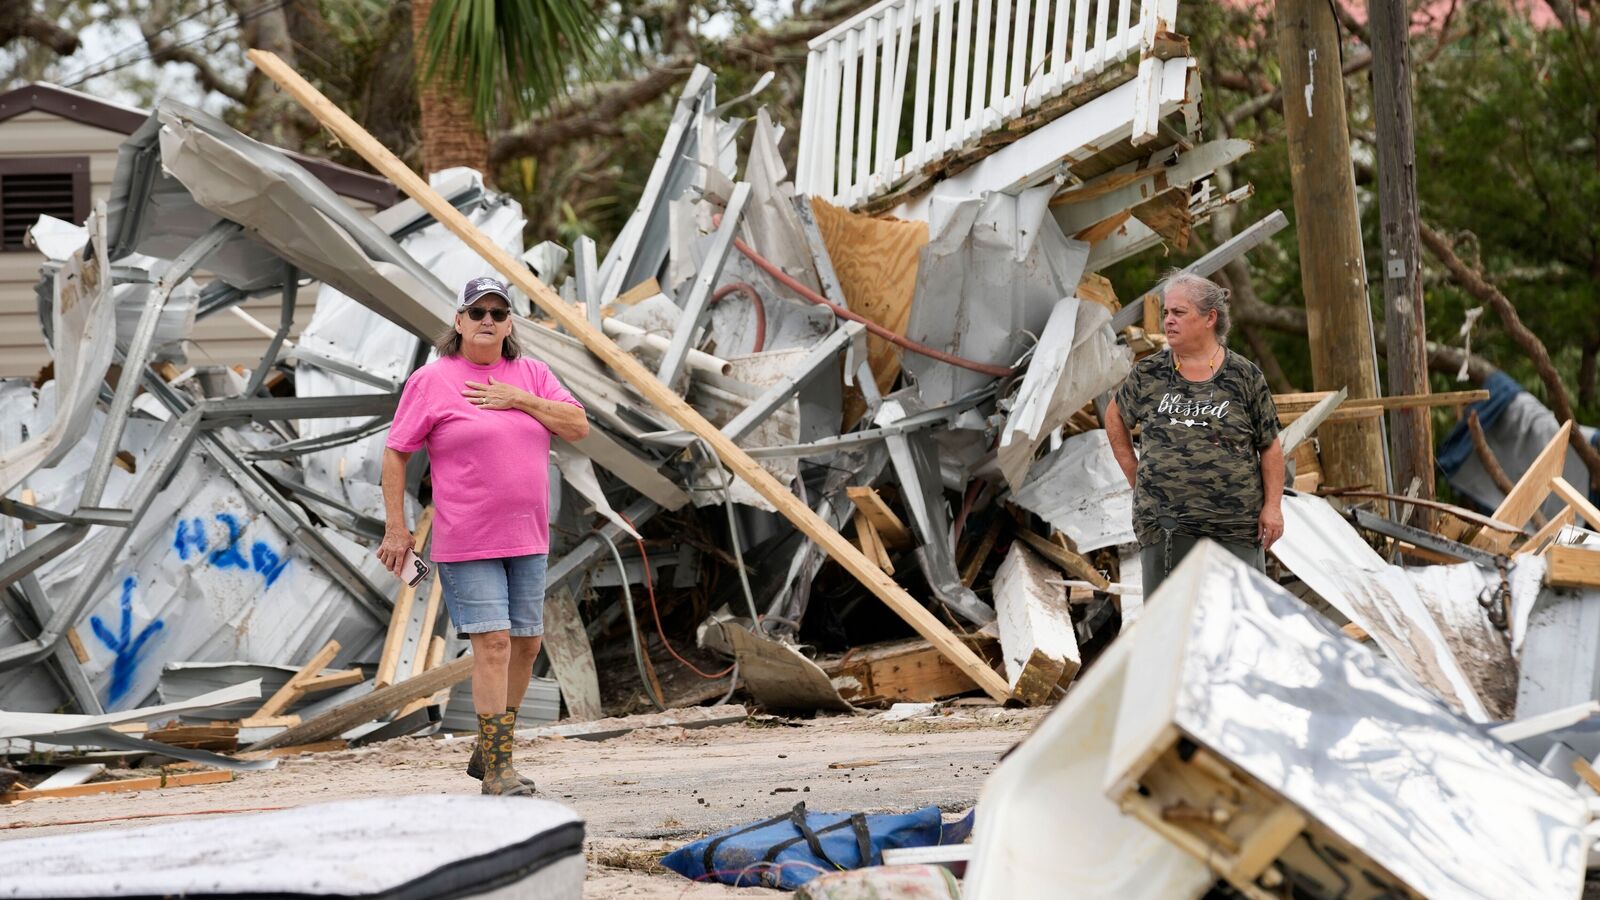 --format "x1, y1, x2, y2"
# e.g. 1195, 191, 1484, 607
1104, 272, 1285, 597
